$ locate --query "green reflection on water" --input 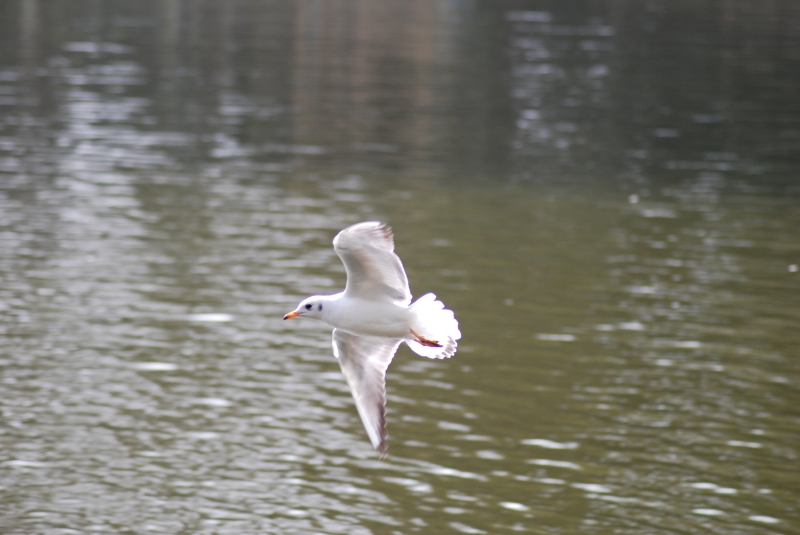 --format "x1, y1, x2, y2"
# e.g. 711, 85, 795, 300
0, 0, 799, 533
